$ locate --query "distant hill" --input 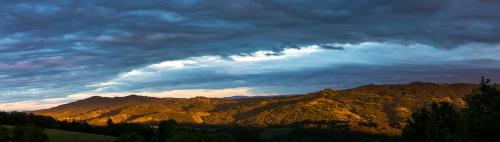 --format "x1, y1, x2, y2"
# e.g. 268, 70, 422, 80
34, 82, 480, 134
